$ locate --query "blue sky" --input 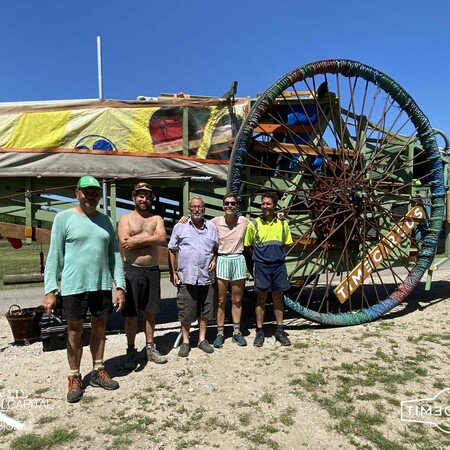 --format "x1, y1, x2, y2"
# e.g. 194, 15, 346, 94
1, 0, 449, 138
